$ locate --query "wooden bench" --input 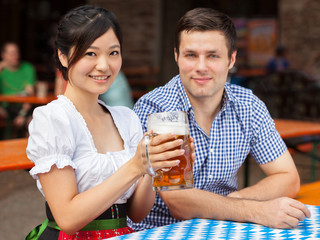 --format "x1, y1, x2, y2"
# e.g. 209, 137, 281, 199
274, 119, 320, 182
0, 138, 34, 171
